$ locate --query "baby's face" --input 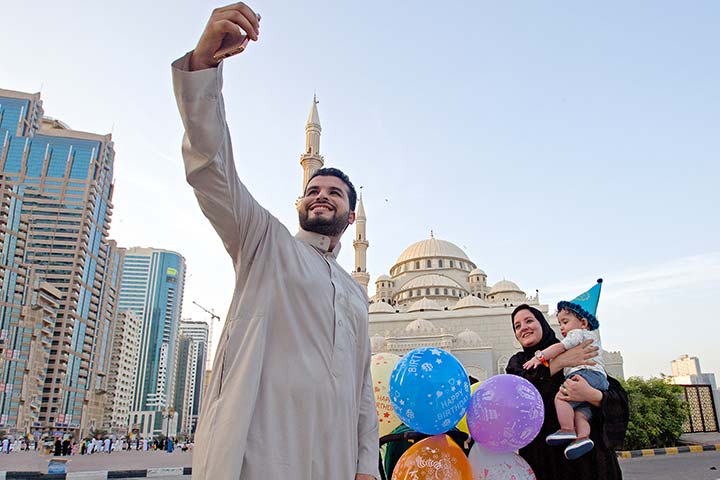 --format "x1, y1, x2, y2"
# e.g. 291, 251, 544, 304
557, 309, 588, 337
